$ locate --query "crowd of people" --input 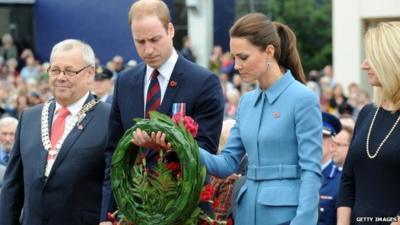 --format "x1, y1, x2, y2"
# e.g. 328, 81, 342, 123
209, 47, 371, 124
0, 0, 399, 224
